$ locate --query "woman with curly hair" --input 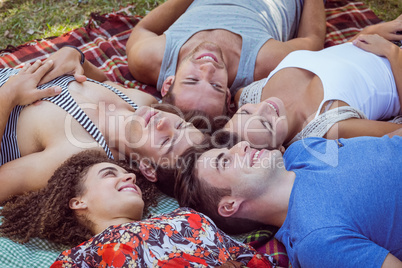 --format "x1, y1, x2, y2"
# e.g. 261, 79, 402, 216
0, 150, 274, 267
